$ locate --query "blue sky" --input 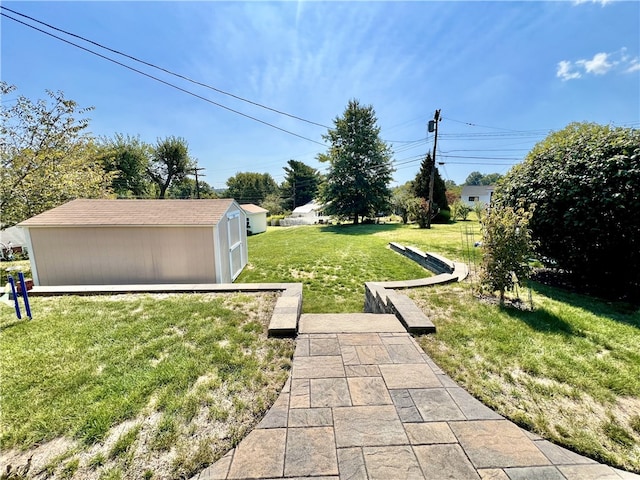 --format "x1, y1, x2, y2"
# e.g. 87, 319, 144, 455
2, 1, 639, 189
